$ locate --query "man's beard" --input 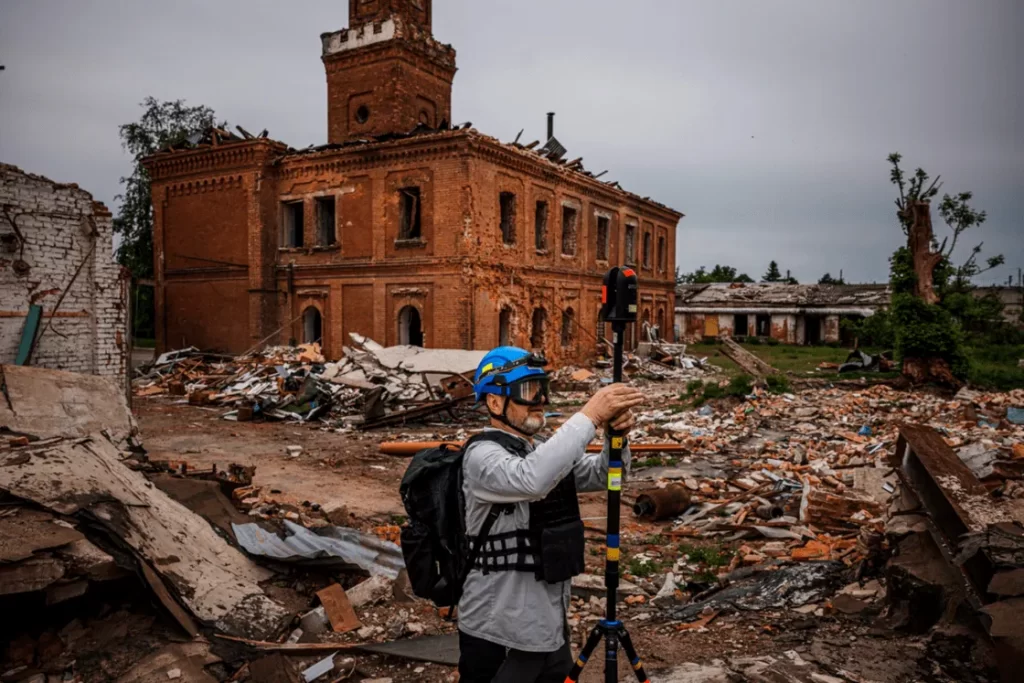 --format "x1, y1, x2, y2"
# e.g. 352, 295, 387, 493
513, 412, 546, 436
